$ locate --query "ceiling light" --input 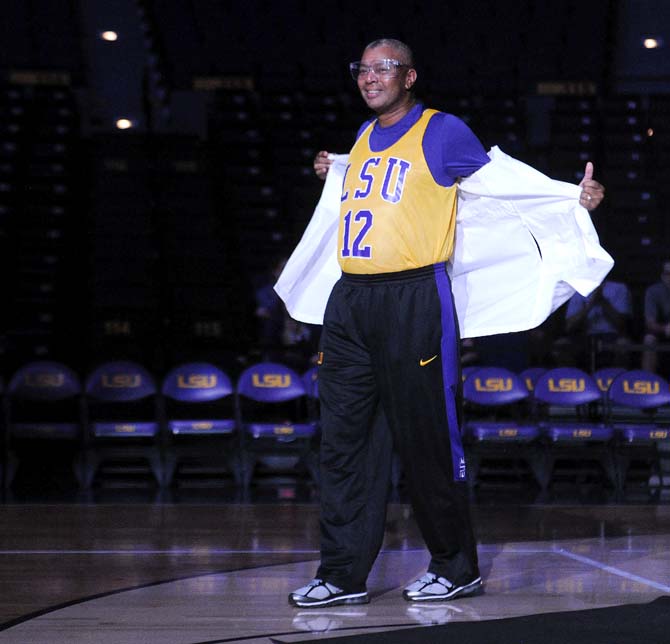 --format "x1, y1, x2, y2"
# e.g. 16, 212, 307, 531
643, 37, 663, 49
